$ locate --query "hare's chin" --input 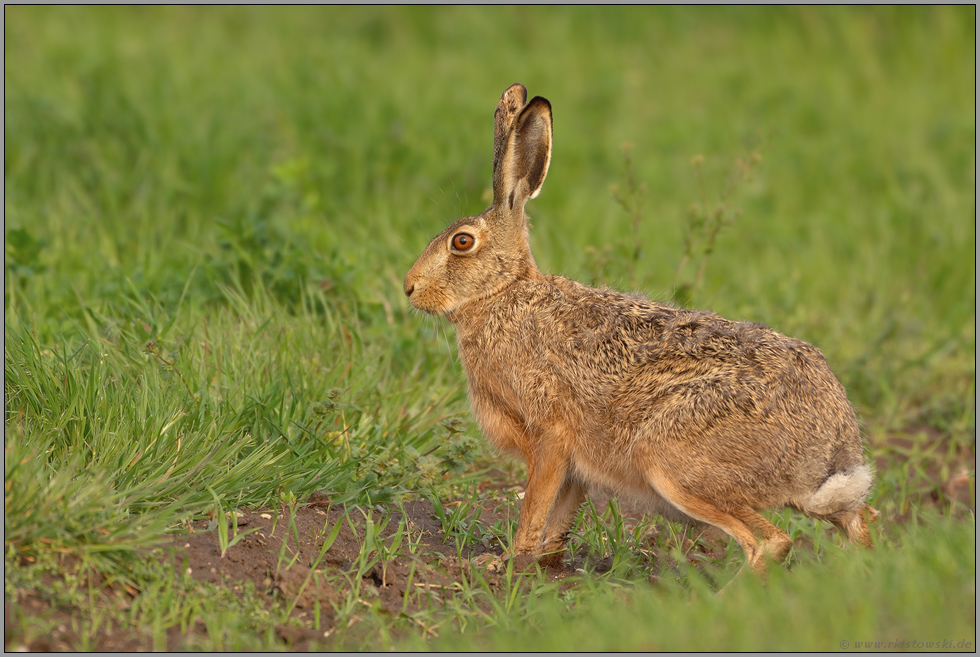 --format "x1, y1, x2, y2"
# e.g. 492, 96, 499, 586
409, 300, 455, 317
